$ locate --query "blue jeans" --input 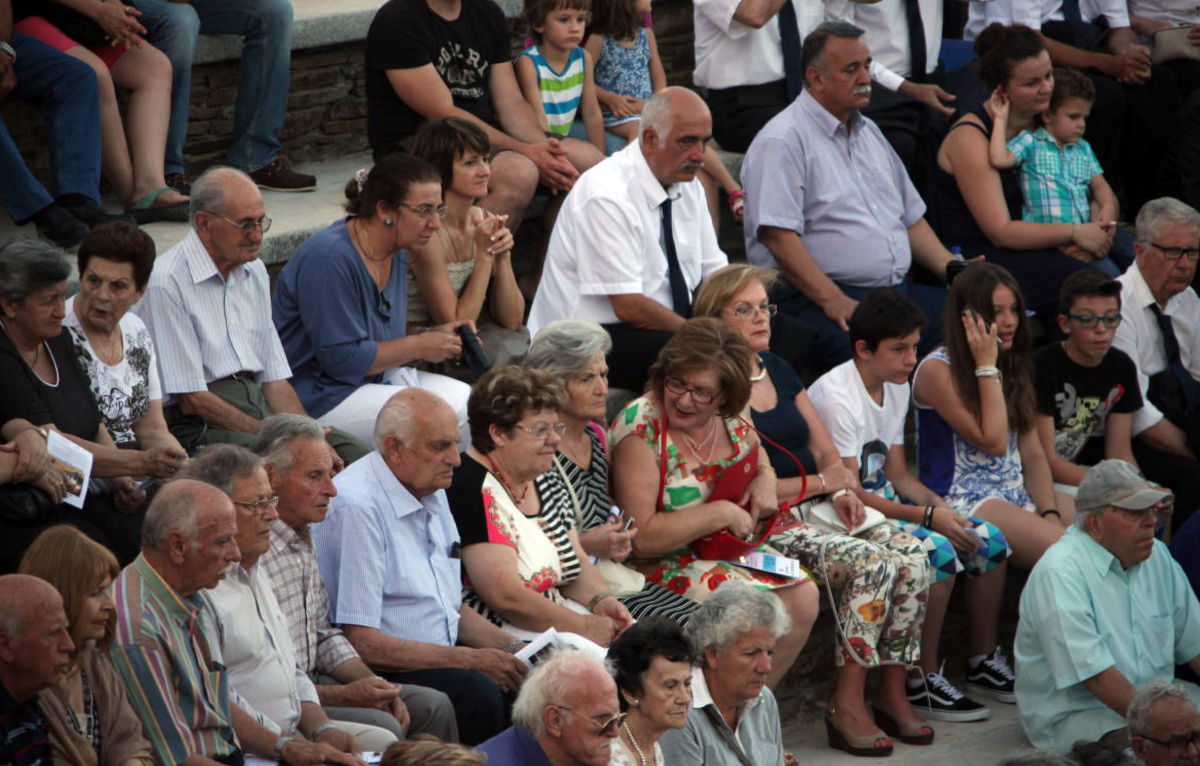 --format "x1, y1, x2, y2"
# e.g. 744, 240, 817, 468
0, 33, 101, 223
132, 0, 292, 173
